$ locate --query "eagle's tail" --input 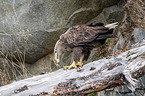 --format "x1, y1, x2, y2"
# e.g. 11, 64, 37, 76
95, 22, 118, 43
105, 22, 118, 29
96, 34, 117, 40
